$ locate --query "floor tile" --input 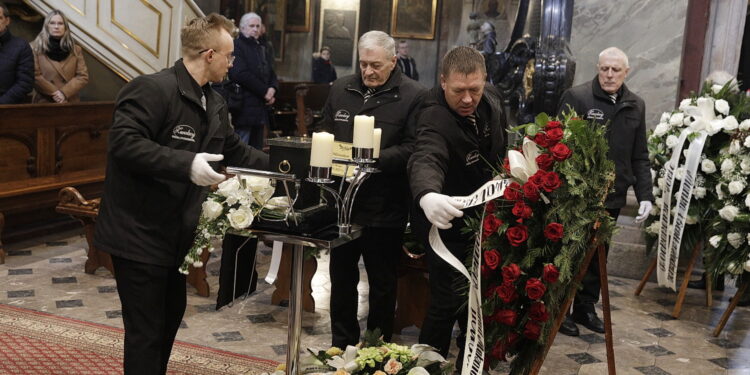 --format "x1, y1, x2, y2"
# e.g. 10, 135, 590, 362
105, 310, 122, 319
578, 333, 606, 344
644, 327, 674, 337
566, 352, 601, 365
49, 257, 73, 263
8, 268, 33, 275
97, 285, 117, 293
7, 250, 32, 256
639, 345, 675, 356
634, 365, 671, 375
51, 276, 77, 284
7, 290, 34, 298
709, 338, 741, 349
213, 331, 244, 342
55, 299, 84, 308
